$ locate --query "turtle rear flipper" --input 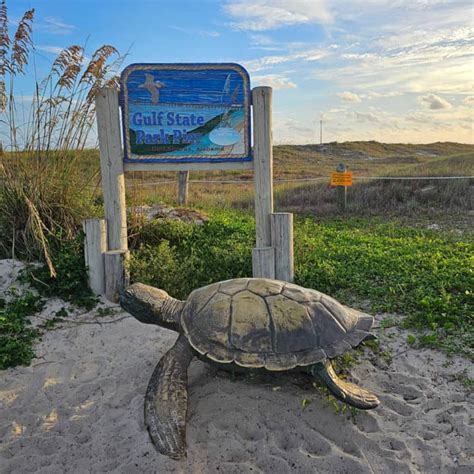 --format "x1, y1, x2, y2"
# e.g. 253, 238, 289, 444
313, 360, 380, 410
145, 335, 194, 459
